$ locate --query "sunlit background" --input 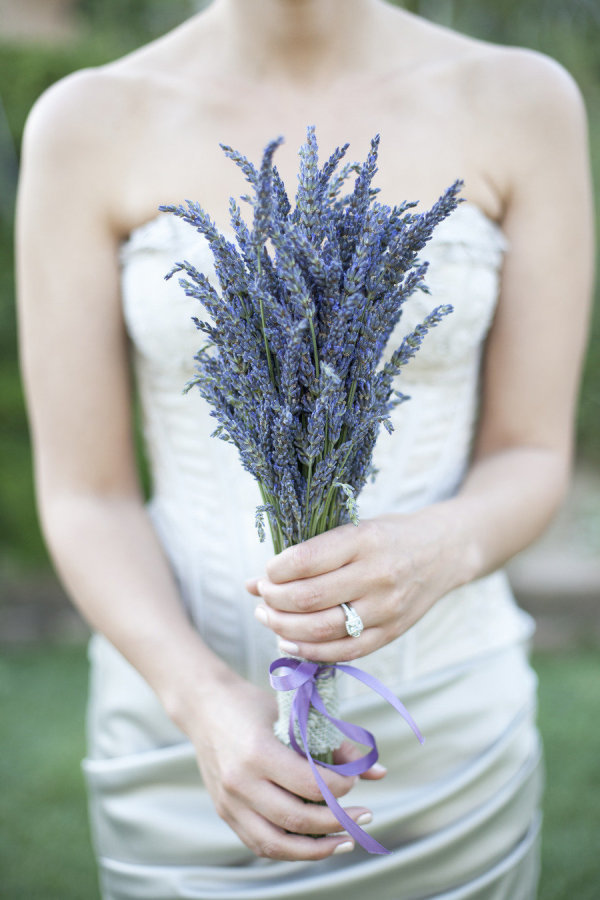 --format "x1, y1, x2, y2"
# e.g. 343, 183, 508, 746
0, 2, 598, 898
